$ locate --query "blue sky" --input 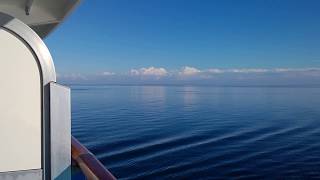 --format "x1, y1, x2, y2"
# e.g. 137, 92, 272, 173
45, 0, 320, 85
